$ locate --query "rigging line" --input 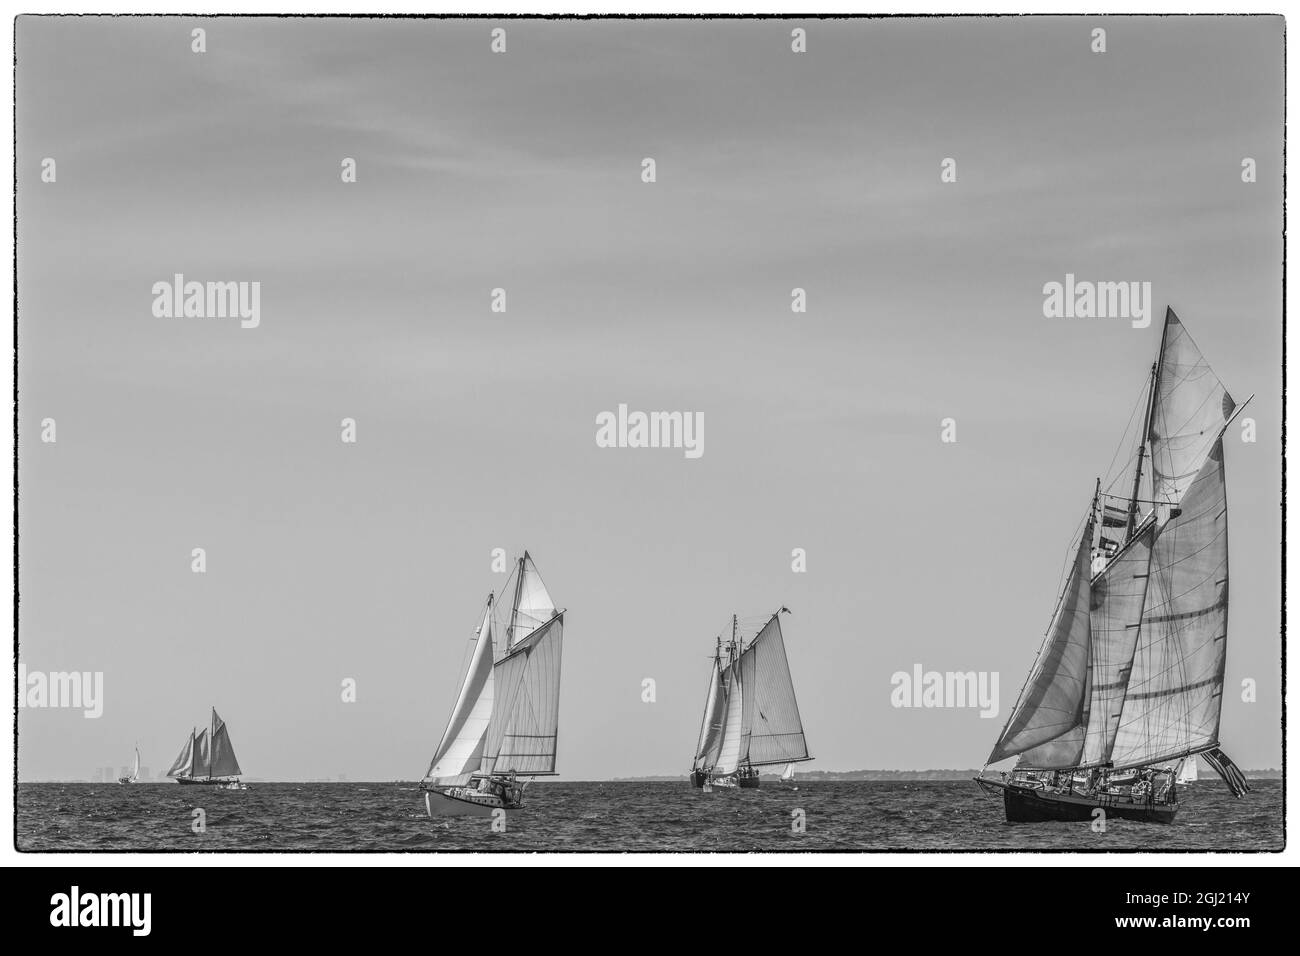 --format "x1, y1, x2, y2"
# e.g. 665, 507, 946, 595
1100, 377, 1153, 494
